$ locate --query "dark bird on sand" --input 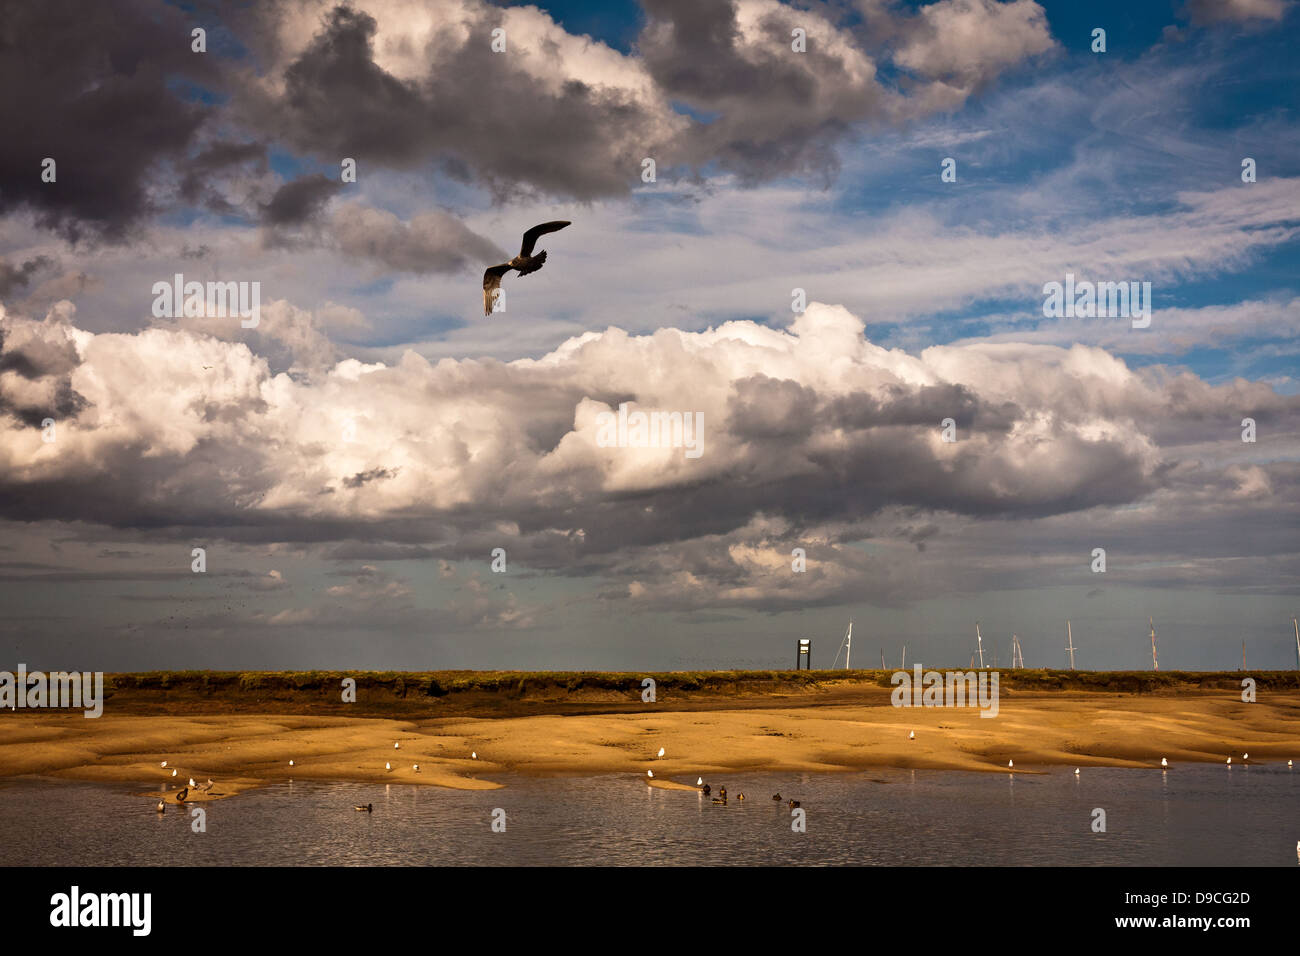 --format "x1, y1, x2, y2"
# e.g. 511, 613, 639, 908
482, 220, 571, 315
176, 787, 189, 802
